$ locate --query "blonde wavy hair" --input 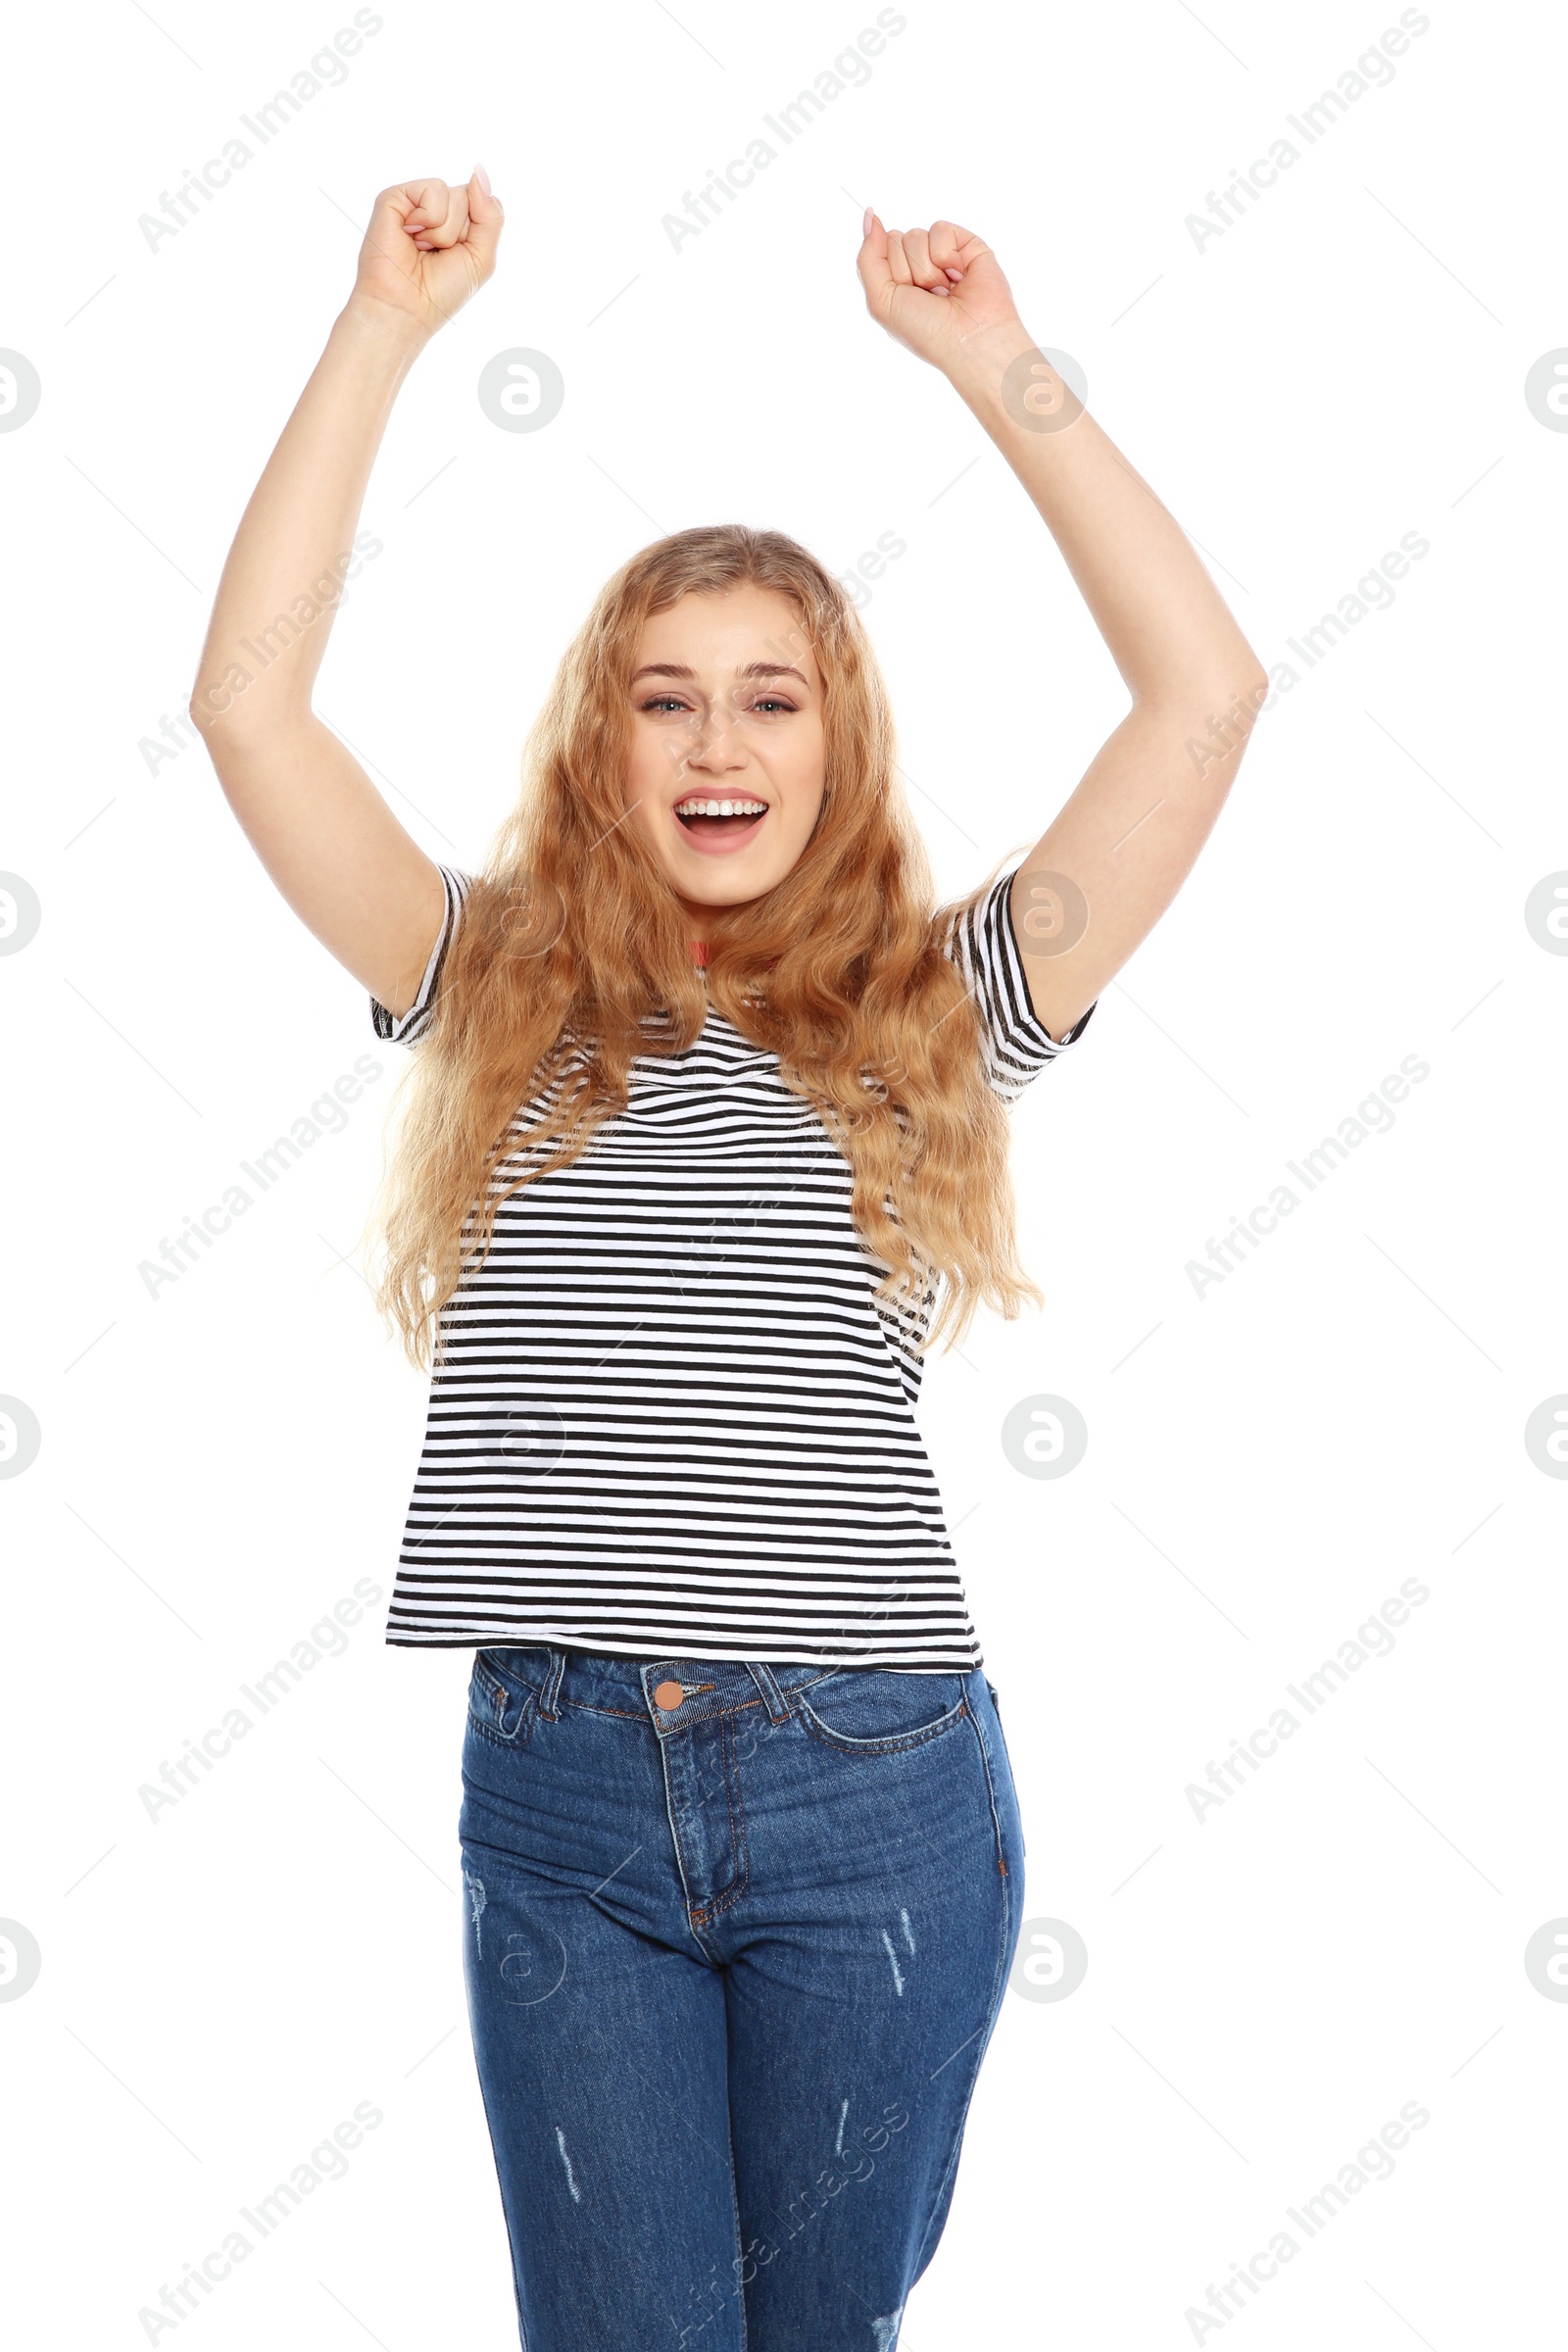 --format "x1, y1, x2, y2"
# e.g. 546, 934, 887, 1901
368, 523, 1042, 1368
